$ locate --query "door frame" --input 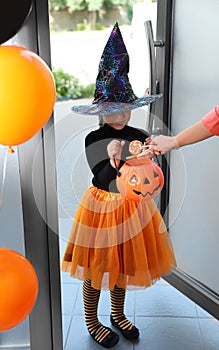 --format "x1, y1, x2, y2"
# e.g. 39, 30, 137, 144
155, 0, 219, 319
17, 0, 63, 348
